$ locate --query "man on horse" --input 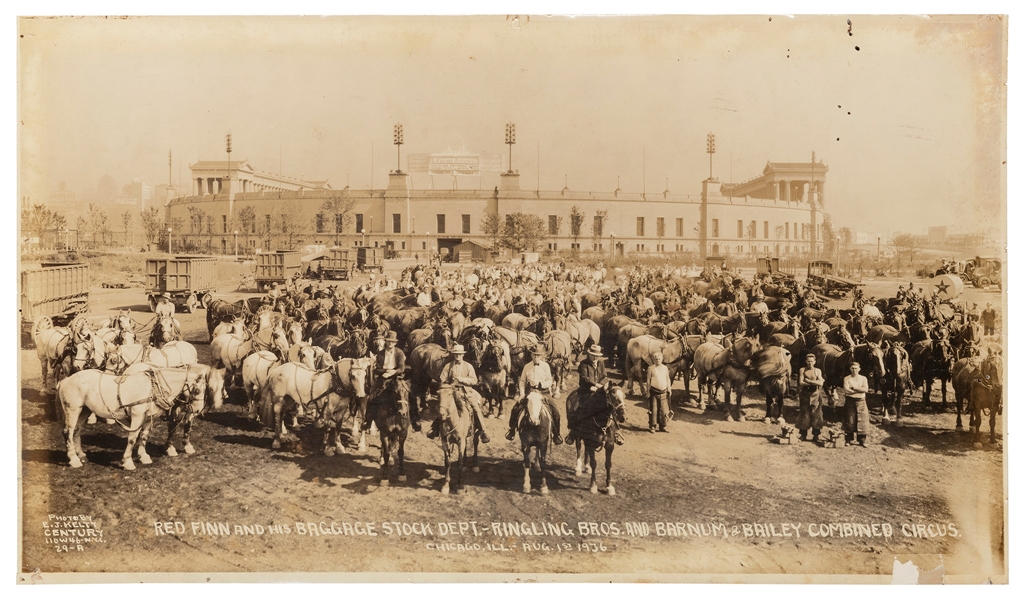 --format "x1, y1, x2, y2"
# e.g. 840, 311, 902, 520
364, 330, 421, 432
506, 346, 564, 445
572, 345, 624, 444
750, 294, 769, 315
426, 344, 491, 443
154, 293, 182, 340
